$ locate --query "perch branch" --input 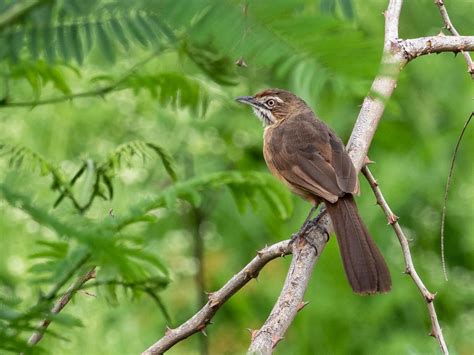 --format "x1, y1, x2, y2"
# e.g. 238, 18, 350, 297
361, 166, 448, 354
434, 0, 474, 77
142, 241, 291, 354
247, 218, 330, 353
144, 0, 471, 352
27, 267, 96, 346
248, 0, 406, 352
